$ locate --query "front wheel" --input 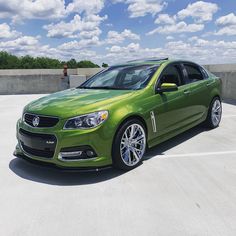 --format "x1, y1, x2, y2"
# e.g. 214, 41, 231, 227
112, 119, 147, 171
205, 97, 222, 129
